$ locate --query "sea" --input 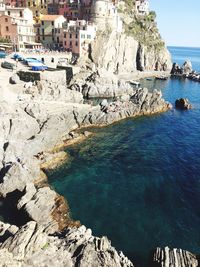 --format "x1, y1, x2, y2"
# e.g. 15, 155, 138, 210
49, 46, 200, 266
